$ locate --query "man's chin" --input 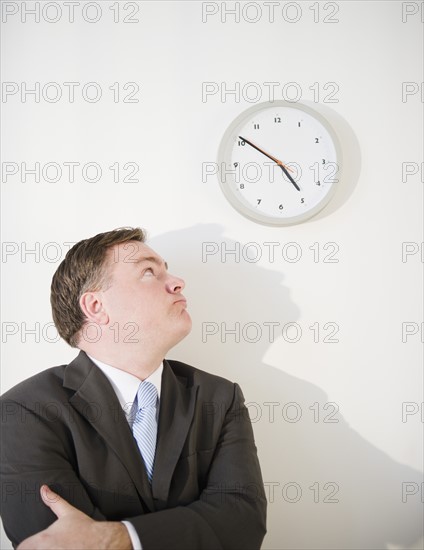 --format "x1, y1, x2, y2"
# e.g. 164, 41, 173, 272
173, 313, 193, 343
181, 312, 193, 335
